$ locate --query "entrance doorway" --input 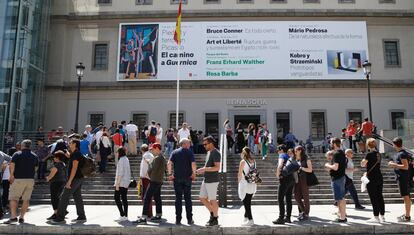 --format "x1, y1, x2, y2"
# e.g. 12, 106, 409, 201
234, 115, 261, 132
